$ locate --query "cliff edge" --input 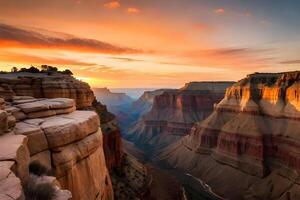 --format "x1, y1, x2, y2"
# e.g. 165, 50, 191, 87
158, 71, 300, 200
